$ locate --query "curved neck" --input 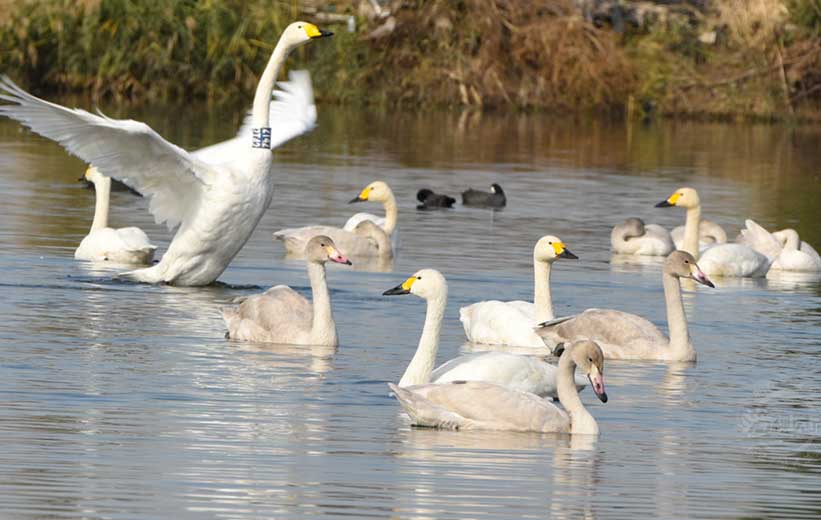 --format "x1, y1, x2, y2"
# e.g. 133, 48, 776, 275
382, 193, 398, 235
307, 261, 336, 344
399, 289, 447, 386
557, 352, 597, 435
611, 226, 634, 250
683, 206, 702, 258
373, 229, 393, 258
90, 176, 111, 231
781, 230, 800, 251
251, 38, 293, 127
533, 259, 554, 323
663, 272, 693, 358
